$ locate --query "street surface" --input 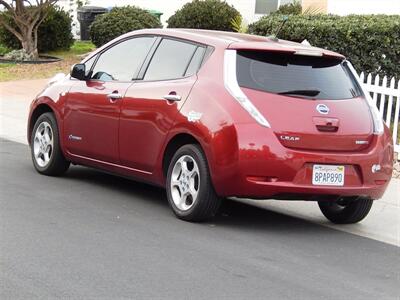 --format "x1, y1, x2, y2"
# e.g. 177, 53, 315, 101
1, 139, 399, 299
1, 79, 399, 299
